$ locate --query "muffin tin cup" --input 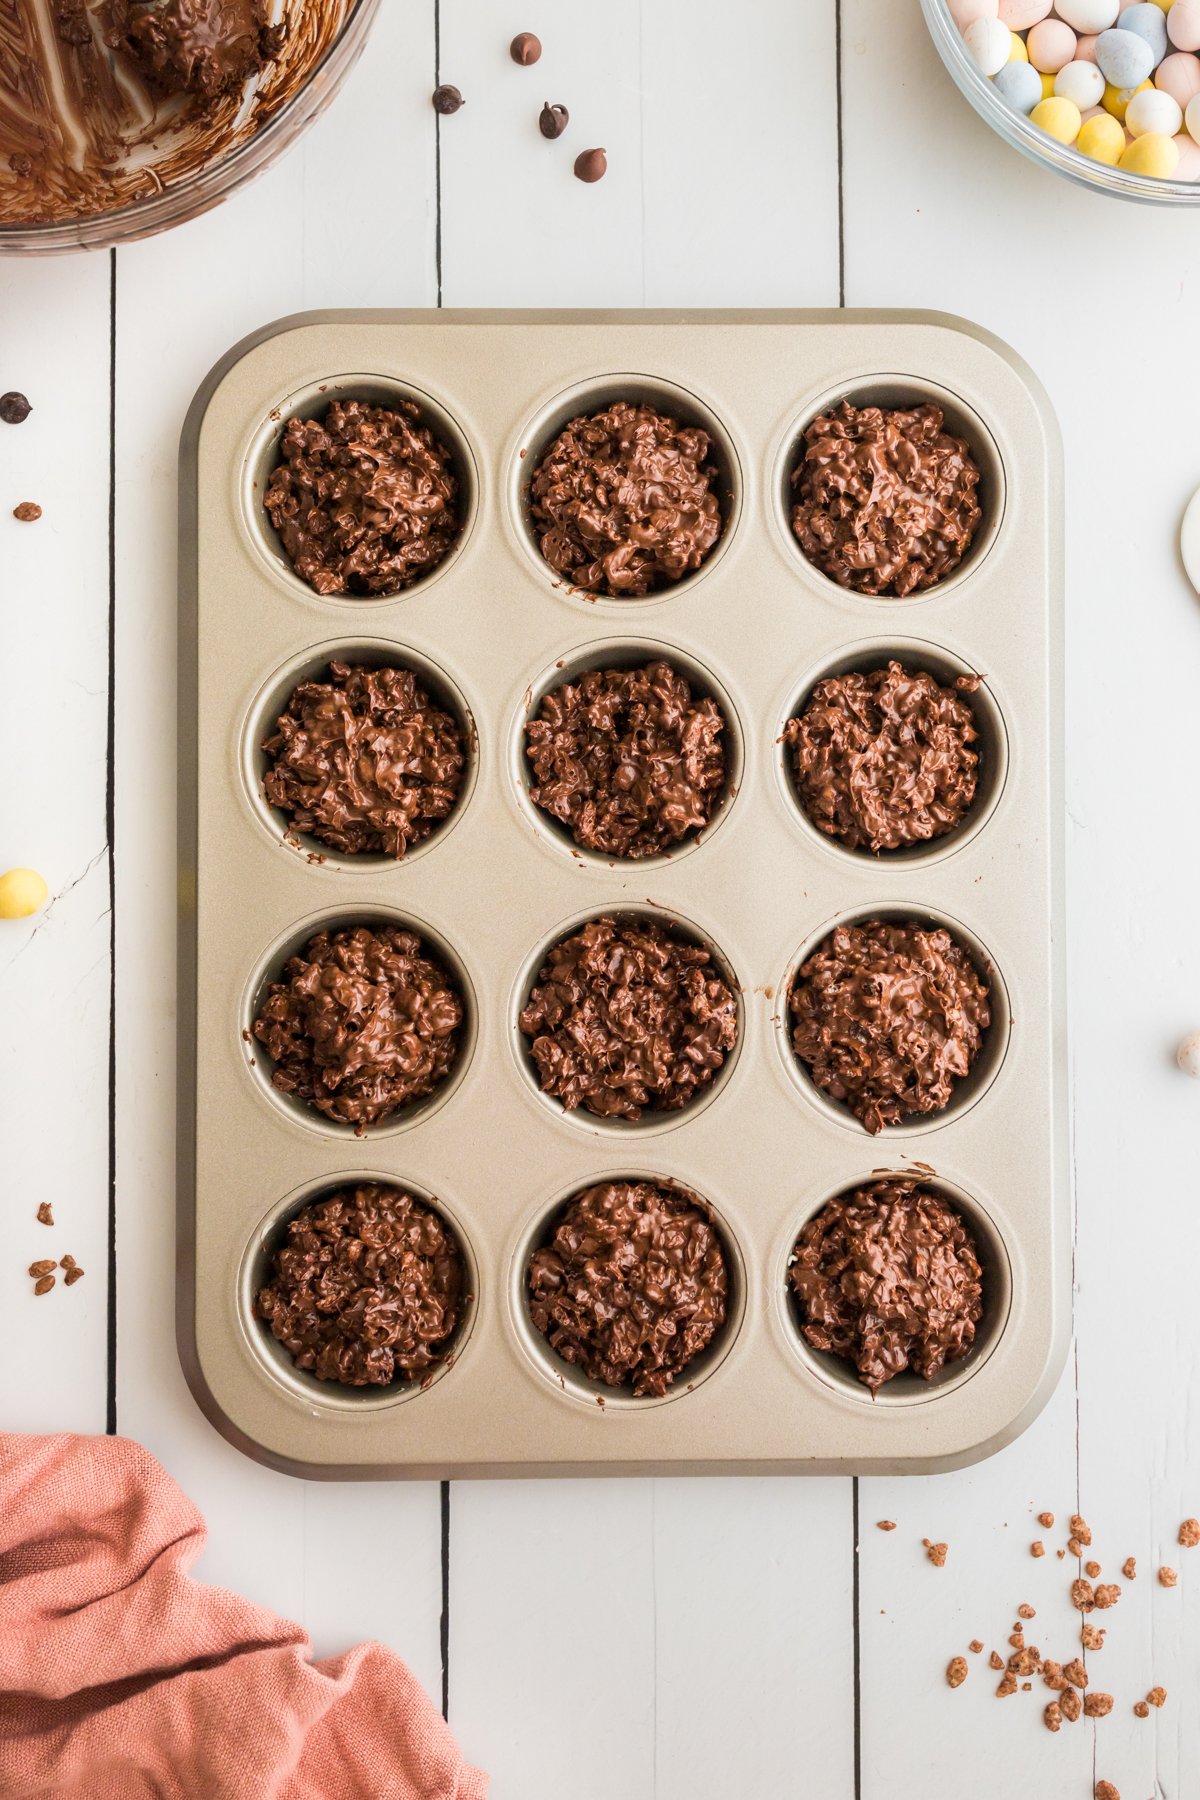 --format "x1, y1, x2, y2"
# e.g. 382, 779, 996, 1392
180, 310, 1067, 1479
